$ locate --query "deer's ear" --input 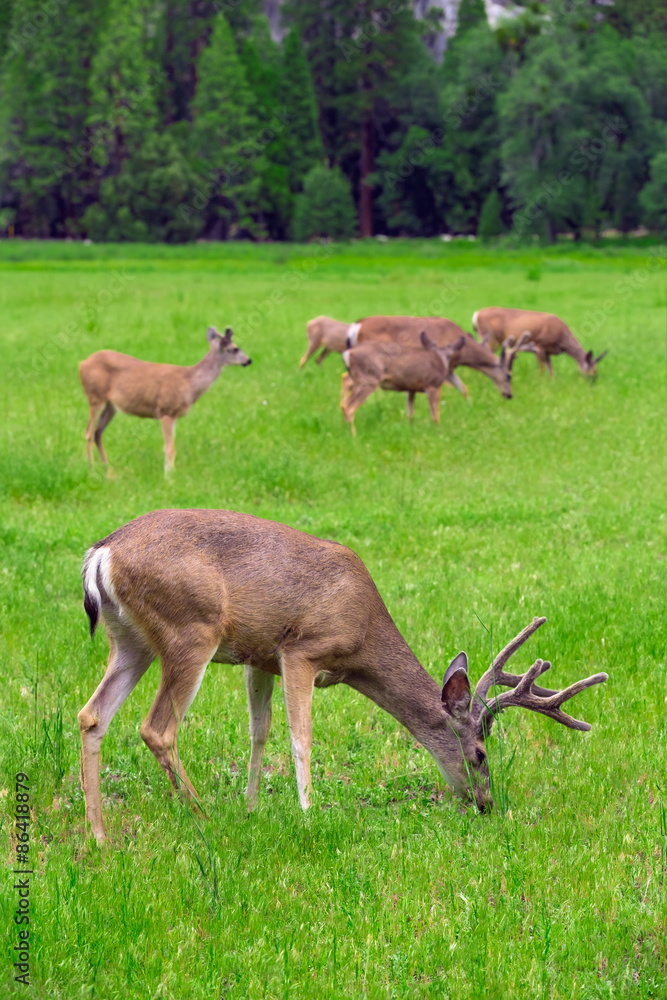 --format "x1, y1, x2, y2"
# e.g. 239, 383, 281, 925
222, 326, 233, 345
207, 326, 220, 343
442, 652, 471, 718
585, 349, 593, 365
420, 330, 435, 350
